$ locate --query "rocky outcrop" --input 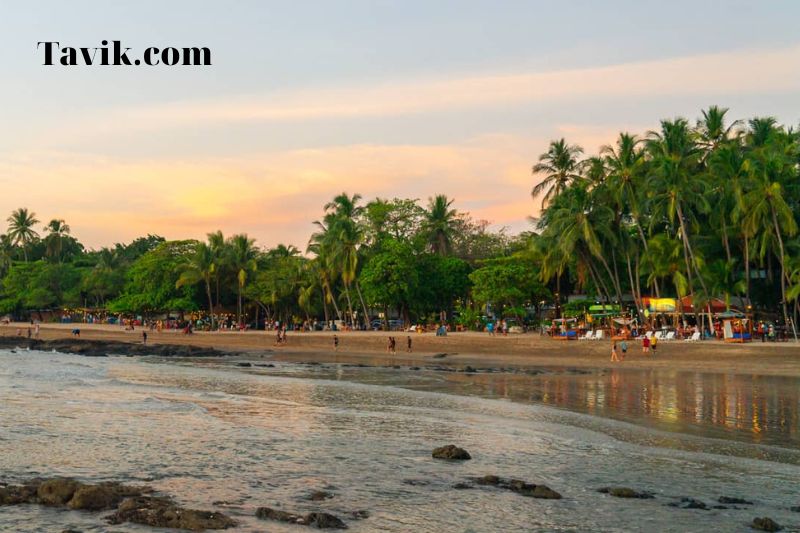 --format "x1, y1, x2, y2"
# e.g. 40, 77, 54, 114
597, 487, 655, 499
432, 445, 471, 460
668, 497, 708, 510
0, 478, 234, 530
751, 517, 783, 531
719, 496, 753, 505
256, 507, 348, 529
107, 496, 236, 530
472, 475, 562, 499
0, 337, 227, 357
